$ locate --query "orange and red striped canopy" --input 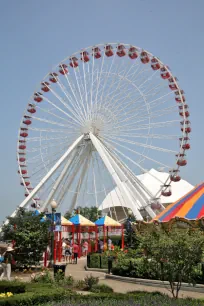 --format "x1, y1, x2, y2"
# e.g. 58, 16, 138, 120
154, 182, 204, 222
